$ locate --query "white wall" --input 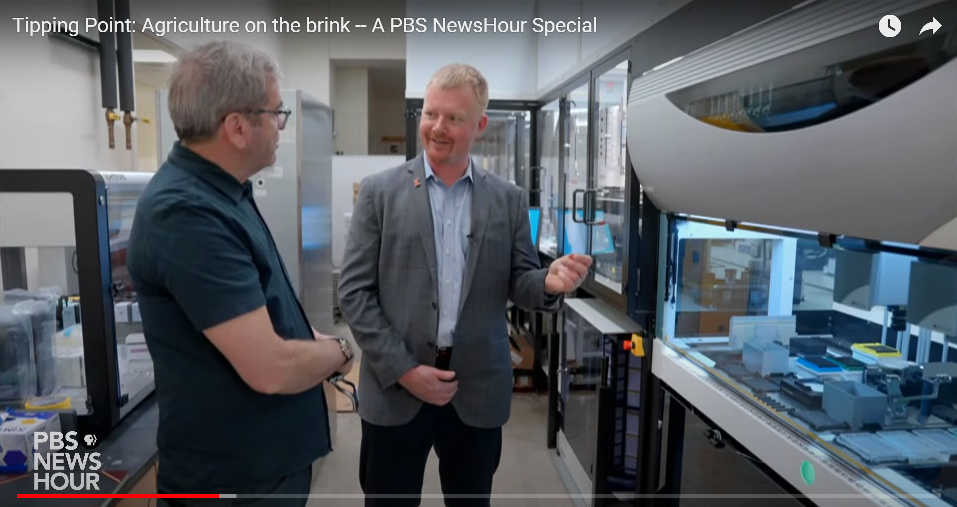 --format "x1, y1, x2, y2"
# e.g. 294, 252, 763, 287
135, 81, 159, 172
0, 0, 136, 171
536, 0, 693, 97
331, 155, 406, 267
405, 0, 538, 99
132, 57, 175, 171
